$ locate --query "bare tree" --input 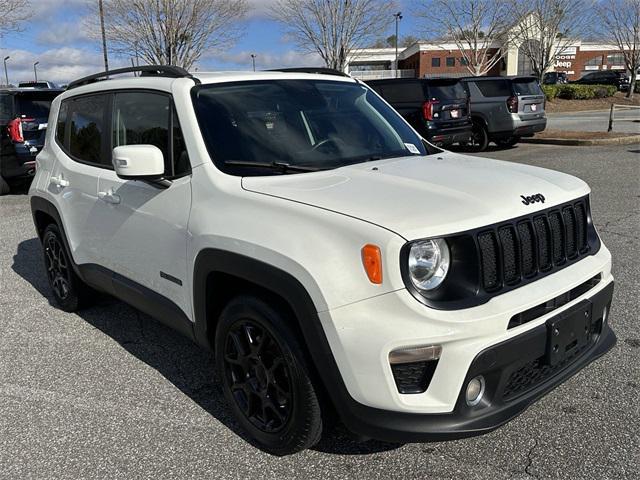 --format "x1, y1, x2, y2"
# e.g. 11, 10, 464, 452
270, 0, 397, 71
507, 0, 589, 82
415, 0, 511, 76
0, 0, 32, 36
598, 0, 640, 98
88, 0, 249, 70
